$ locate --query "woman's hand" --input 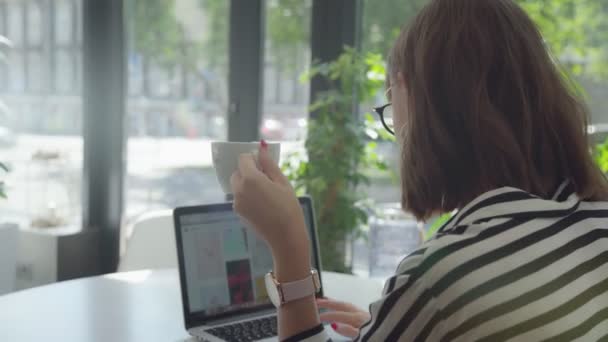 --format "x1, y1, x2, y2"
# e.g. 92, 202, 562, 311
231, 142, 319, 339
317, 298, 371, 338
230, 141, 310, 263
